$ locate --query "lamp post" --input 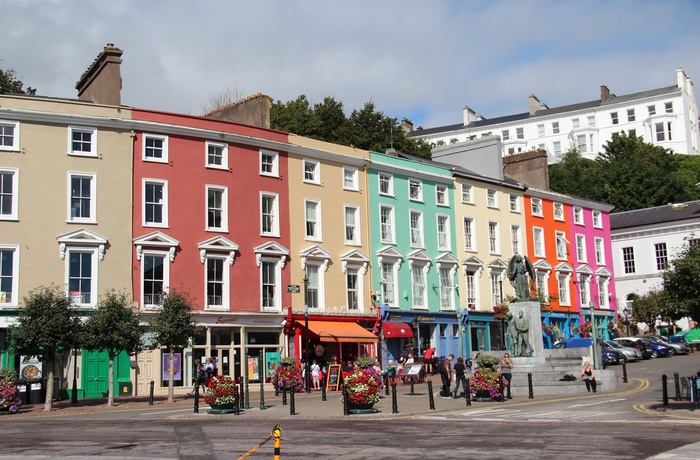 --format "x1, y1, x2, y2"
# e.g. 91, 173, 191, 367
71, 347, 78, 404
623, 307, 631, 337
303, 268, 311, 394
588, 302, 600, 370
412, 318, 420, 357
